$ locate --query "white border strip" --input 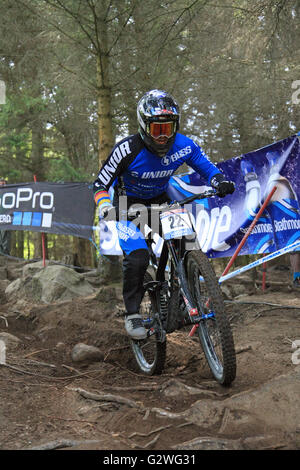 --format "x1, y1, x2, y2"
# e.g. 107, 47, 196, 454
218, 240, 300, 284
